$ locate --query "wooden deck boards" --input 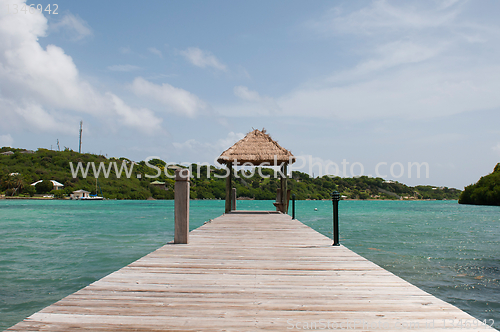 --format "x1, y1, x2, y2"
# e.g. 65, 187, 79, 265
7, 213, 496, 331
